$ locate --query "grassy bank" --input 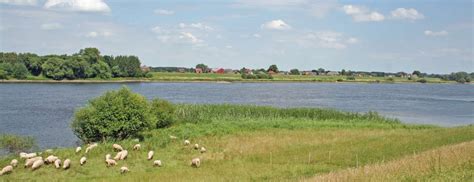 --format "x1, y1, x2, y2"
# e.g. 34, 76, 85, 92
0, 72, 457, 84
0, 104, 472, 181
